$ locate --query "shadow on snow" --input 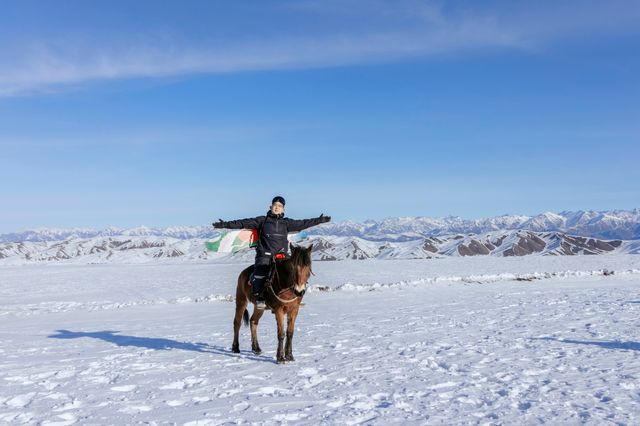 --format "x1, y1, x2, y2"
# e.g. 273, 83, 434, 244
531, 336, 640, 351
48, 329, 275, 363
